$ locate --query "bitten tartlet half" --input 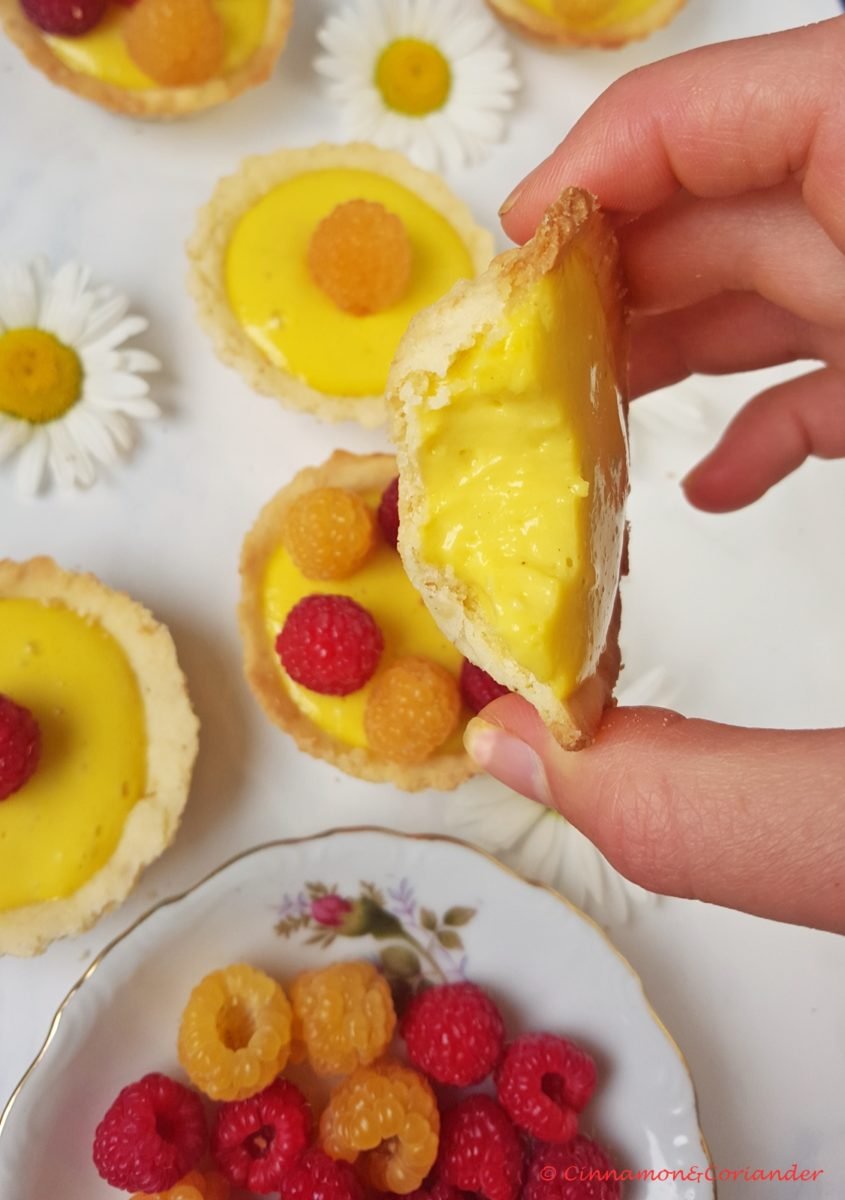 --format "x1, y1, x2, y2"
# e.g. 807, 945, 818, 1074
388, 189, 629, 749
239, 451, 477, 790
0, 0, 293, 118
188, 143, 493, 427
0, 557, 199, 956
485, 0, 686, 48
